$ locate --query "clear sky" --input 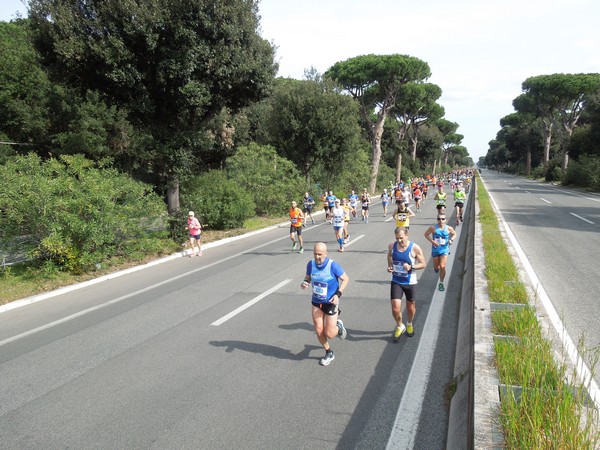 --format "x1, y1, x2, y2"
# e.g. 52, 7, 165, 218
2, 0, 599, 163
